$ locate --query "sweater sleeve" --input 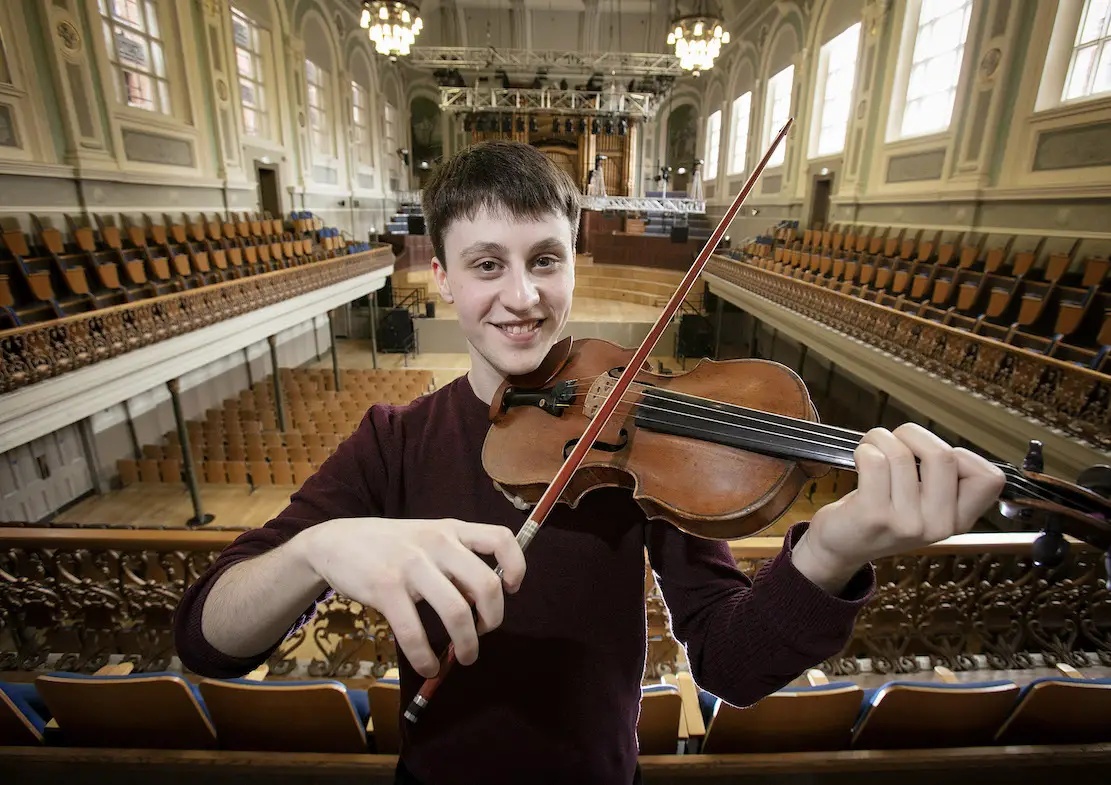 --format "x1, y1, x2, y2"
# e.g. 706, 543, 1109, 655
645, 520, 874, 707
173, 404, 400, 678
